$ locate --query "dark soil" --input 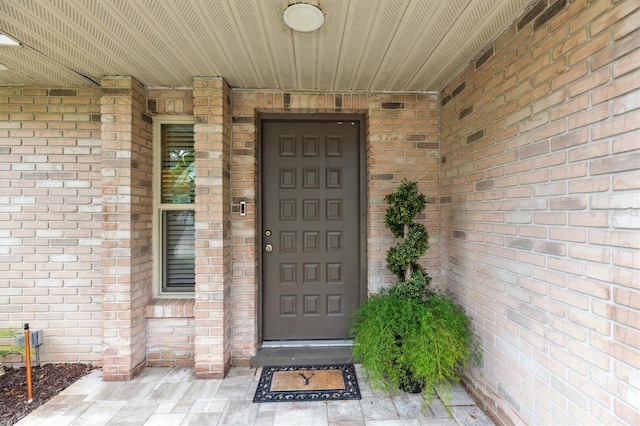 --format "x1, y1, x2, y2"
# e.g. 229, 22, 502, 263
0, 363, 94, 426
